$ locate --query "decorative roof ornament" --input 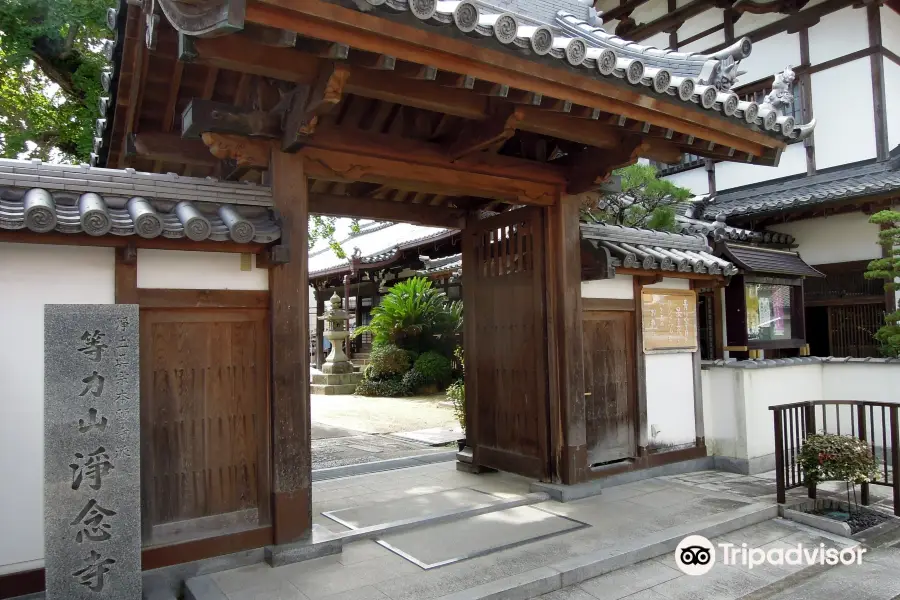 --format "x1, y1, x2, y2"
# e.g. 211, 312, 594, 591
761, 66, 796, 117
